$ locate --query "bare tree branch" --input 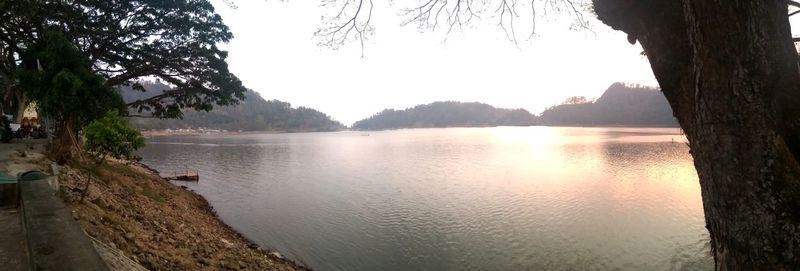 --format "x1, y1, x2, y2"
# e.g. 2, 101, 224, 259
313, 0, 592, 53
790, 0, 800, 9
397, 0, 590, 44
496, 0, 520, 45
221, 0, 239, 9
789, 0, 800, 17
789, 2, 800, 41
315, 0, 375, 57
